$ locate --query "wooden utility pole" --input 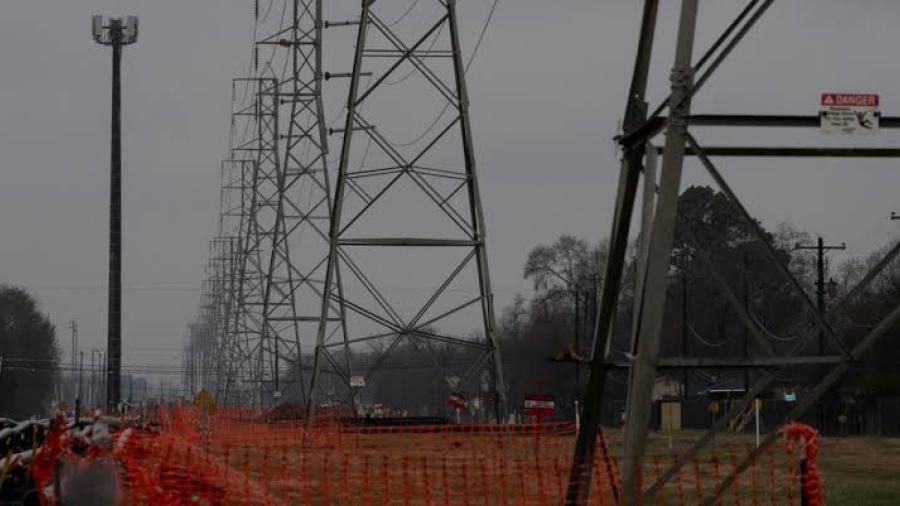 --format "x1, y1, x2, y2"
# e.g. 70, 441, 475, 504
795, 237, 845, 353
